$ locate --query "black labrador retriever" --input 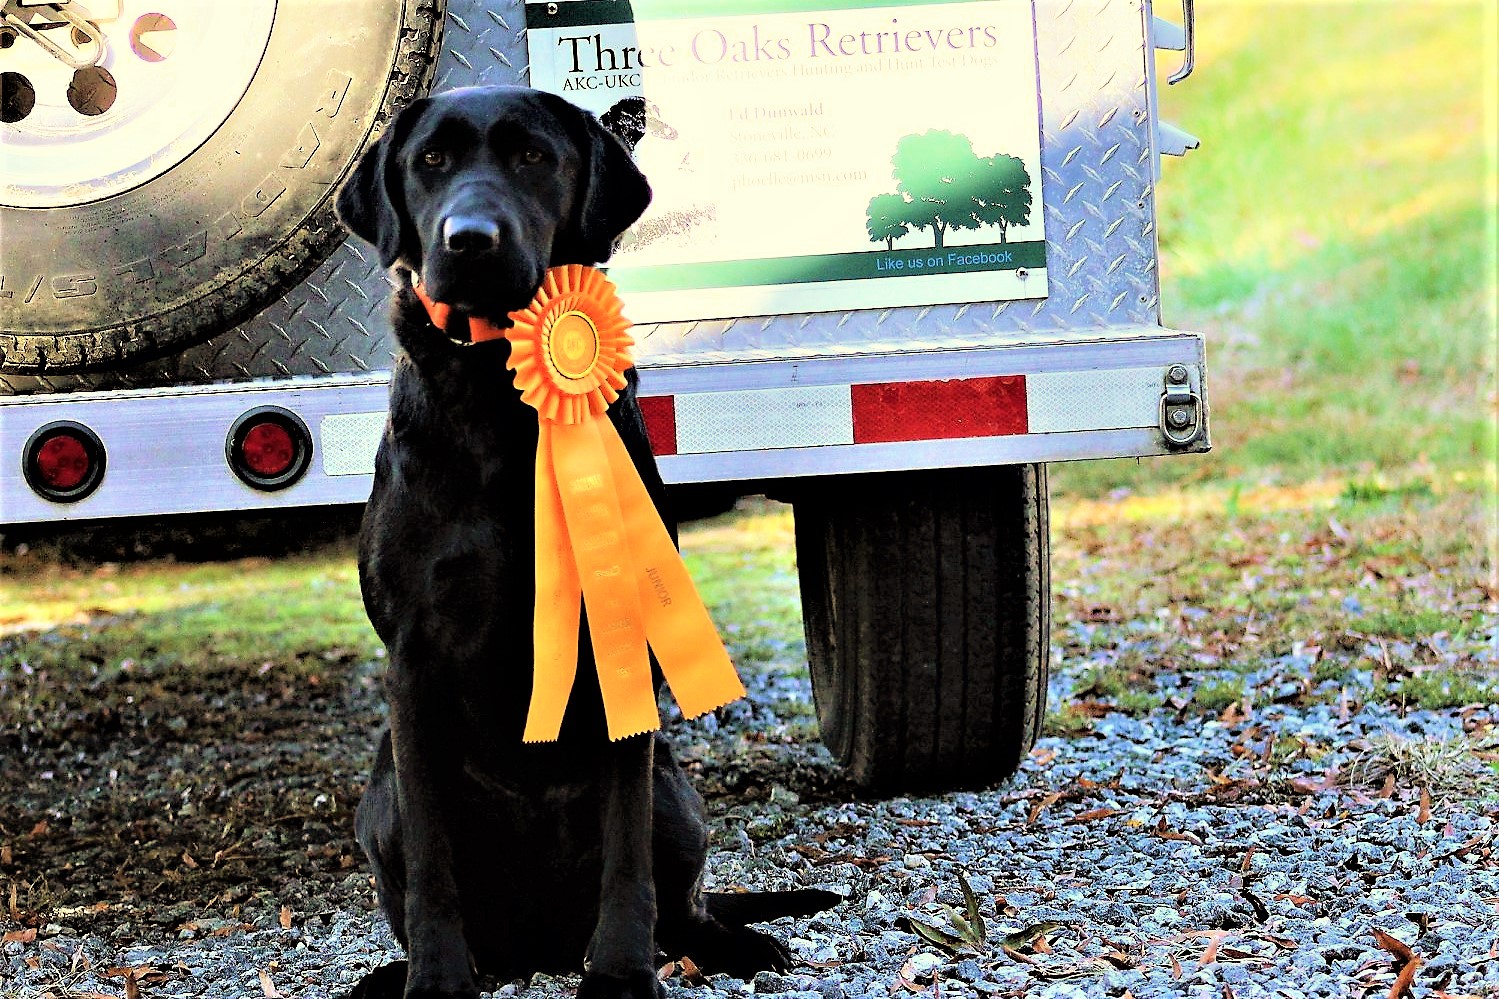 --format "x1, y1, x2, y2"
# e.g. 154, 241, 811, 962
335, 86, 837, 999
